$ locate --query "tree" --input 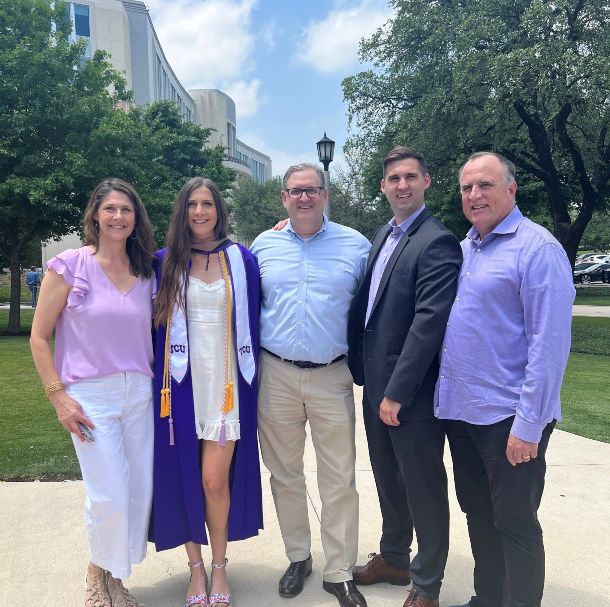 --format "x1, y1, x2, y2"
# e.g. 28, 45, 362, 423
0, 0, 130, 333
85, 101, 235, 244
343, 0, 610, 264
0, 1, 235, 333
580, 211, 610, 251
229, 177, 285, 244
328, 148, 389, 240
